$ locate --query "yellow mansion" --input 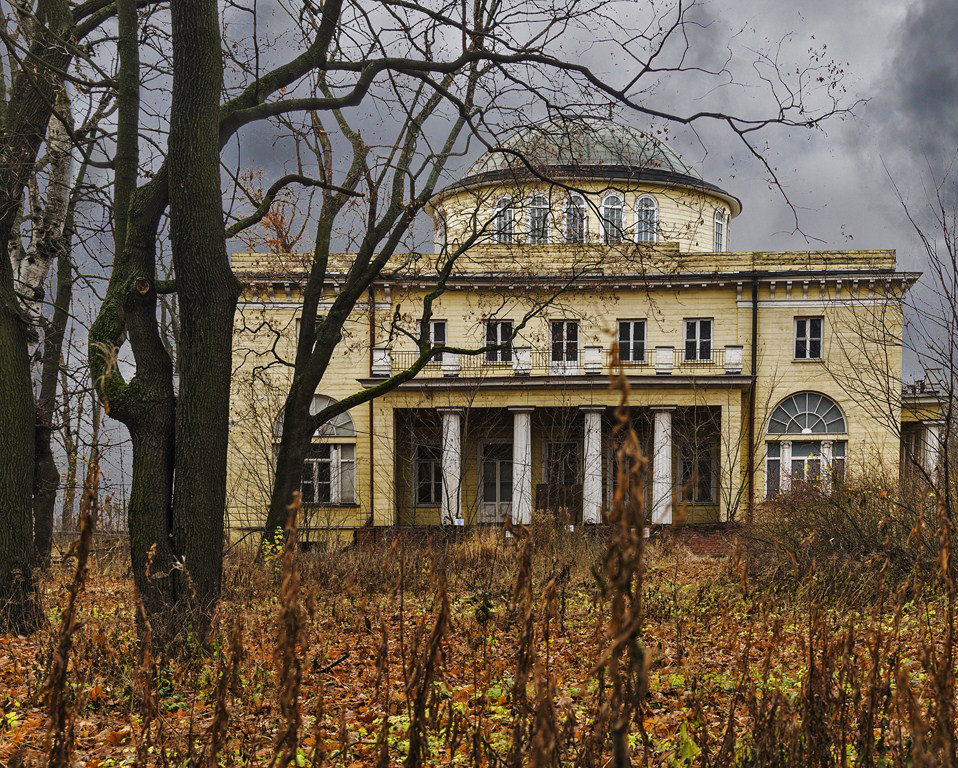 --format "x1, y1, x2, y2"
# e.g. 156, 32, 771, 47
227, 118, 944, 539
